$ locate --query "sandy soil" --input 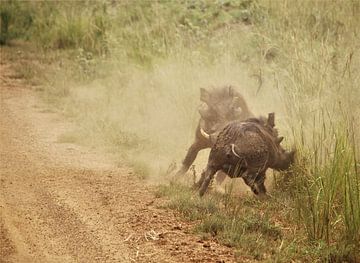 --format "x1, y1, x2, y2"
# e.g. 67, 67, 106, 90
0, 51, 236, 262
